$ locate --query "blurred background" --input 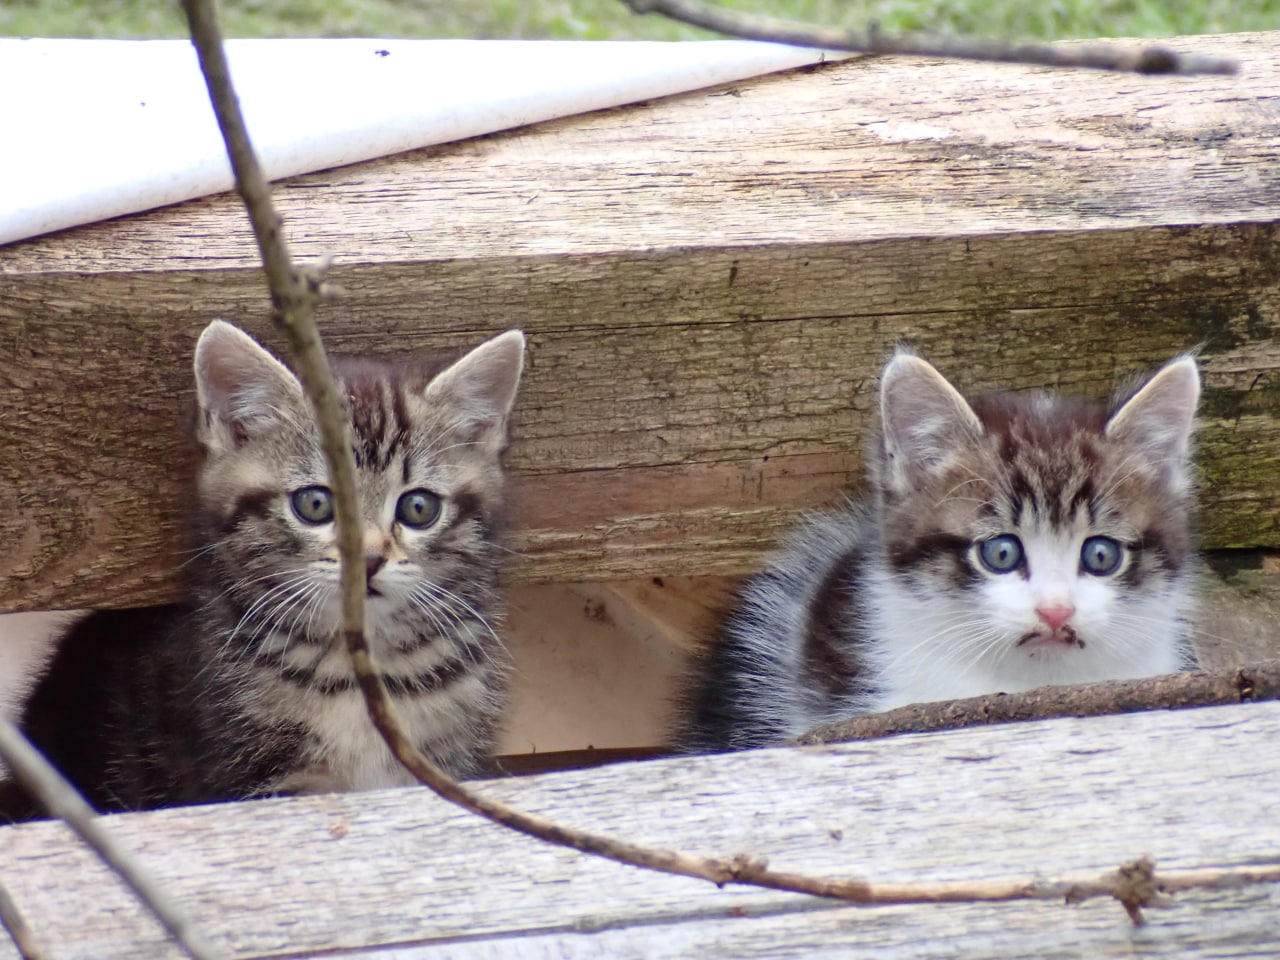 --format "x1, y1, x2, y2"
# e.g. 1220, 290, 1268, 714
1, 0, 1275, 42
